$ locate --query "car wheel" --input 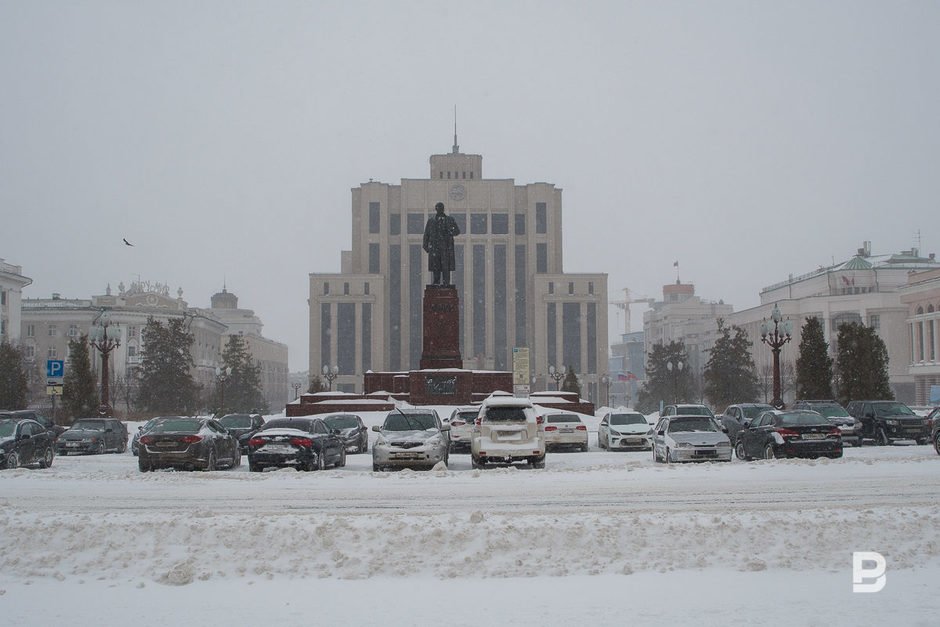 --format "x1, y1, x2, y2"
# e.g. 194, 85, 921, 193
580, 442, 588, 452
829, 451, 843, 459
38, 447, 54, 468
652, 446, 659, 463
119, 439, 127, 454
735, 441, 749, 461
336, 447, 347, 468
138, 457, 151, 472
531, 457, 545, 469
471, 455, 484, 469
934, 433, 940, 456
205, 449, 217, 472
877, 428, 890, 446
763, 443, 776, 460
231, 448, 241, 469
315, 451, 325, 471
6, 452, 19, 469
98, 441, 107, 455
372, 463, 383, 472
360, 437, 368, 454
664, 448, 672, 464
249, 460, 263, 472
